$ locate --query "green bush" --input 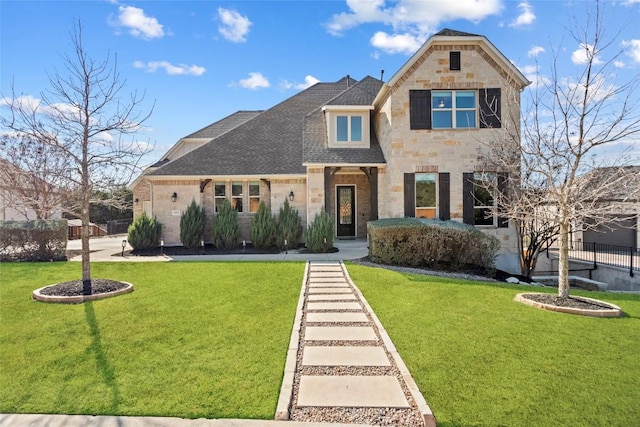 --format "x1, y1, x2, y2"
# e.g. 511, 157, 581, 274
367, 218, 500, 274
180, 199, 207, 249
0, 220, 67, 261
127, 213, 162, 251
305, 209, 334, 253
212, 198, 240, 249
276, 199, 302, 250
250, 201, 276, 249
